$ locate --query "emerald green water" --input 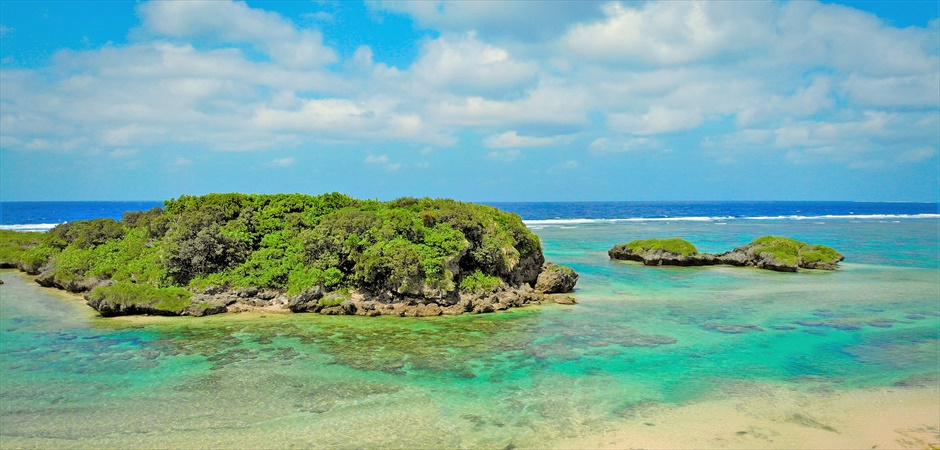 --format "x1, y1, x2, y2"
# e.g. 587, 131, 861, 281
2, 220, 938, 448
